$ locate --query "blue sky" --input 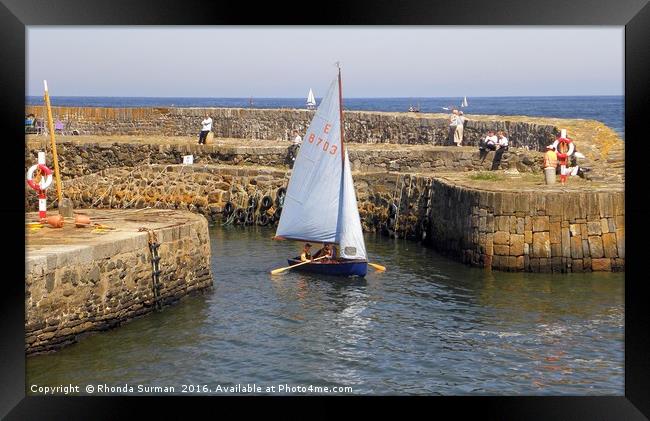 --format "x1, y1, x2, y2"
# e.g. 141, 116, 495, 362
27, 27, 624, 97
